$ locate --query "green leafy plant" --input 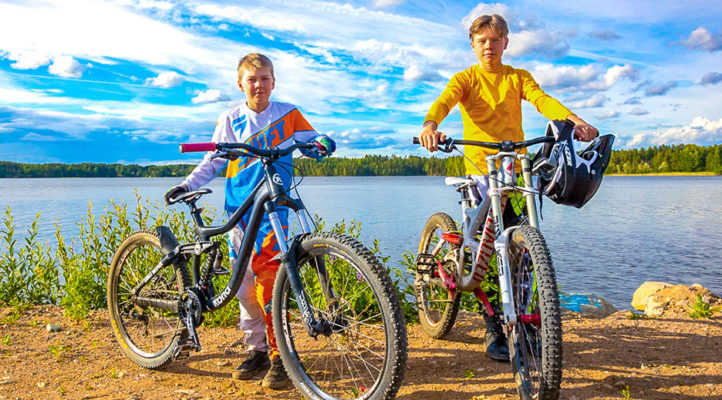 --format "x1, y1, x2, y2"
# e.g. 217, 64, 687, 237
688, 294, 714, 319
49, 343, 70, 360
464, 369, 475, 379
1, 334, 10, 345
627, 311, 649, 320
620, 384, 632, 399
